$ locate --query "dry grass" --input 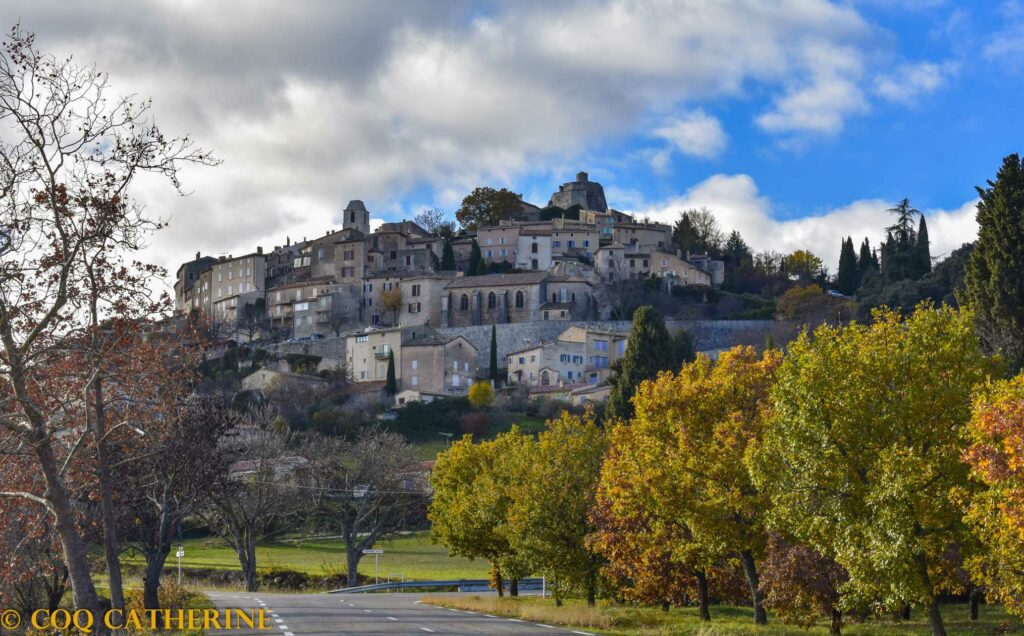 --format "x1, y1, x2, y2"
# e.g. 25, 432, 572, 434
424, 595, 621, 630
